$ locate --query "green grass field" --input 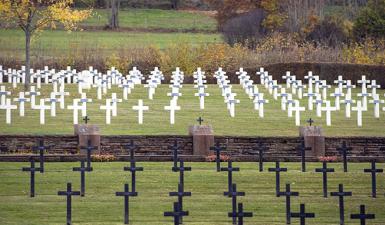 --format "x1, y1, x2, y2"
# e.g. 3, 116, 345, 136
0, 162, 384, 224
0, 84, 384, 136
0, 29, 222, 58
81, 9, 217, 31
